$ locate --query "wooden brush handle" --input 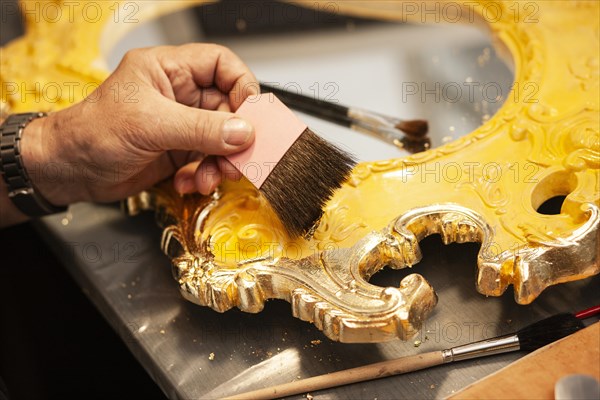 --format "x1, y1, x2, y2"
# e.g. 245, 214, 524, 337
223, 351, 444, 400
